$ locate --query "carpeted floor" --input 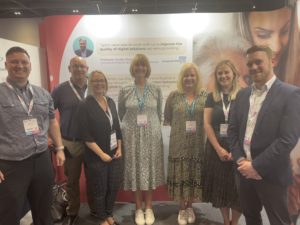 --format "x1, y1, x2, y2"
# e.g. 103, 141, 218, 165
20, 201, 280, 225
